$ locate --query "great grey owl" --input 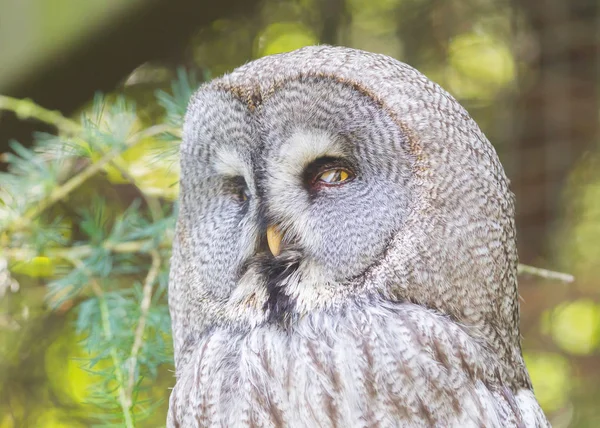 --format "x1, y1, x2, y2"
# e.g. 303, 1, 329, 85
167, 45, 549, 427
